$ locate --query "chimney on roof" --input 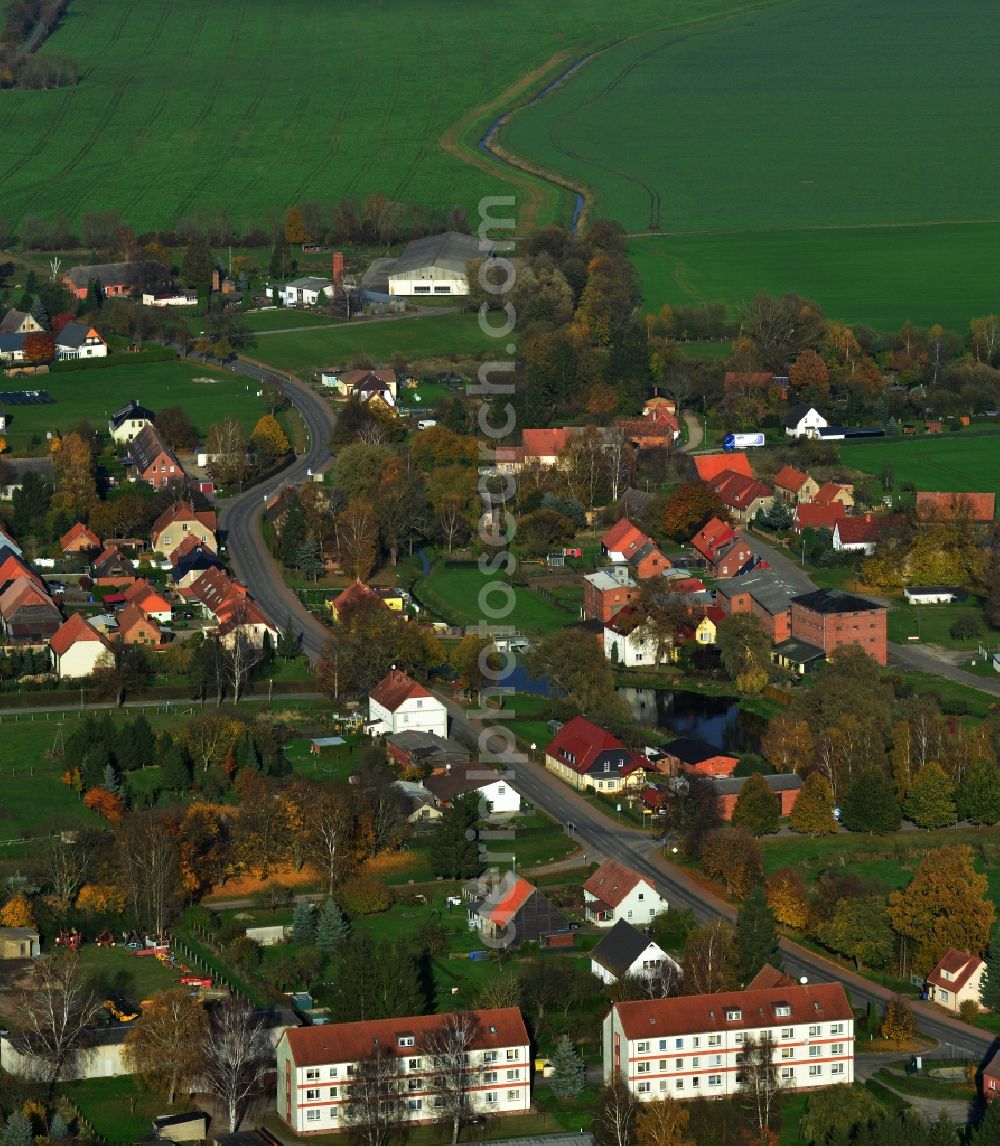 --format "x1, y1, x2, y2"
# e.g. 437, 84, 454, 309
332, 252, 344, 287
